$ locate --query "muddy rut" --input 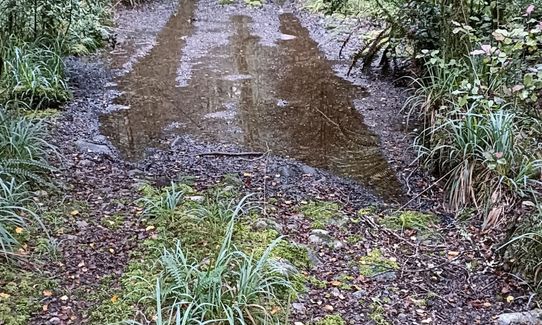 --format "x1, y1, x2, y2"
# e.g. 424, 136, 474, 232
100, 0, 403, 200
